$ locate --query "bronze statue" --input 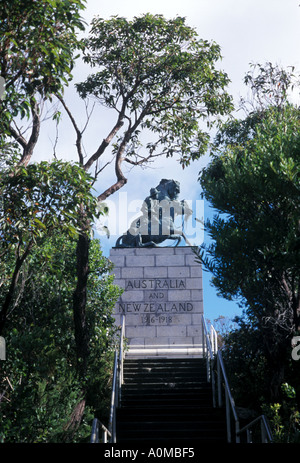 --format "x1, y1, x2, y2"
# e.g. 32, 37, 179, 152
115, 179, 192, 247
